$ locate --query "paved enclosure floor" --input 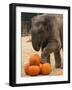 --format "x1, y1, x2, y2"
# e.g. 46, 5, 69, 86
21, 36, 63, 77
